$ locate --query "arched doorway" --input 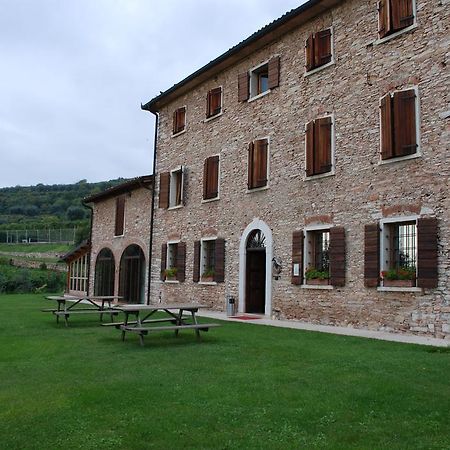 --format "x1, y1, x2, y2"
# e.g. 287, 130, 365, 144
94, 248, 115, 296
119, 245, 145, 304
246, 230, 266, 313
